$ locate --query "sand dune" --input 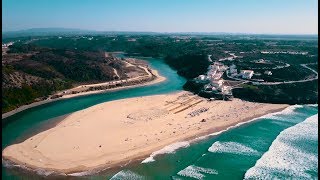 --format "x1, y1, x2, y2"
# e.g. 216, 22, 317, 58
2, 91, 288, 175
